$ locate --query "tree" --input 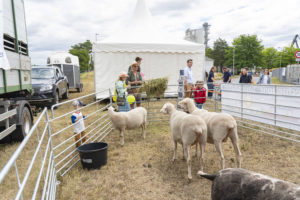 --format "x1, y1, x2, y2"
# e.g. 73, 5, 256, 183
69, 40, 93, 70
211, 38, 228, 71
225, 34, 264, 72
276, 46, 300, 67
69, 49, 90, 71
71, 40, 92, 53
205, 47, 213, 59
262, 47, 278, 69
